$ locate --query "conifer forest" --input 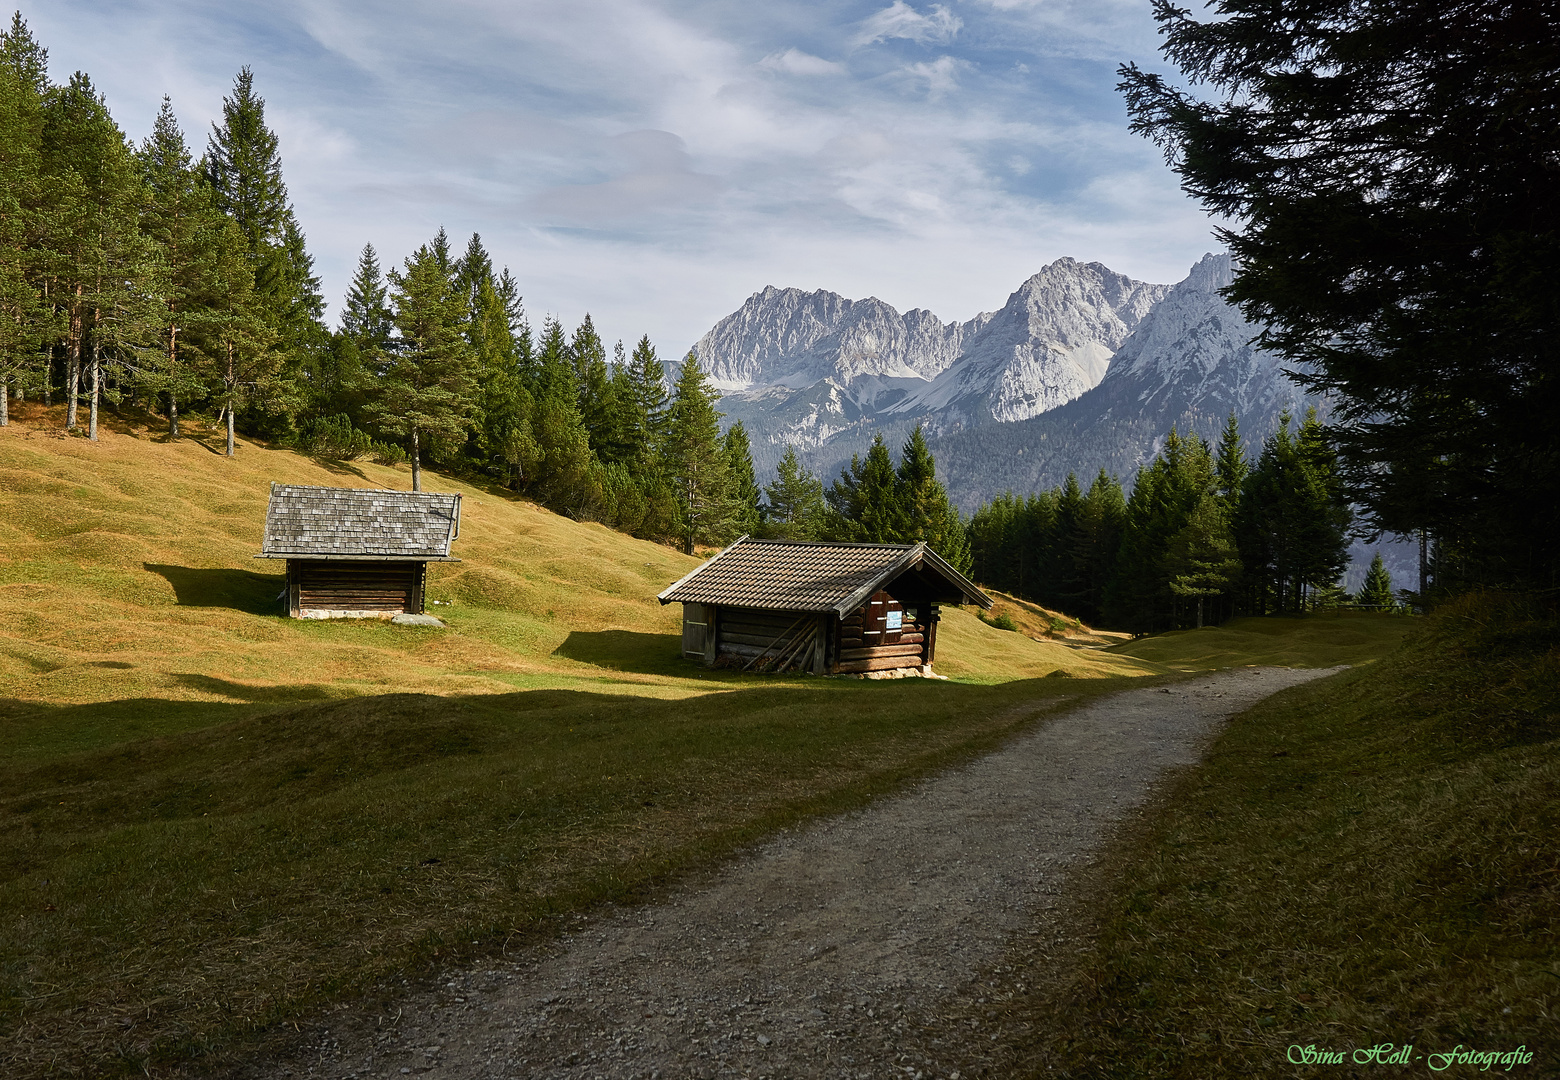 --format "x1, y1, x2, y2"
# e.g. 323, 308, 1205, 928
0, 12, 1464, 631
